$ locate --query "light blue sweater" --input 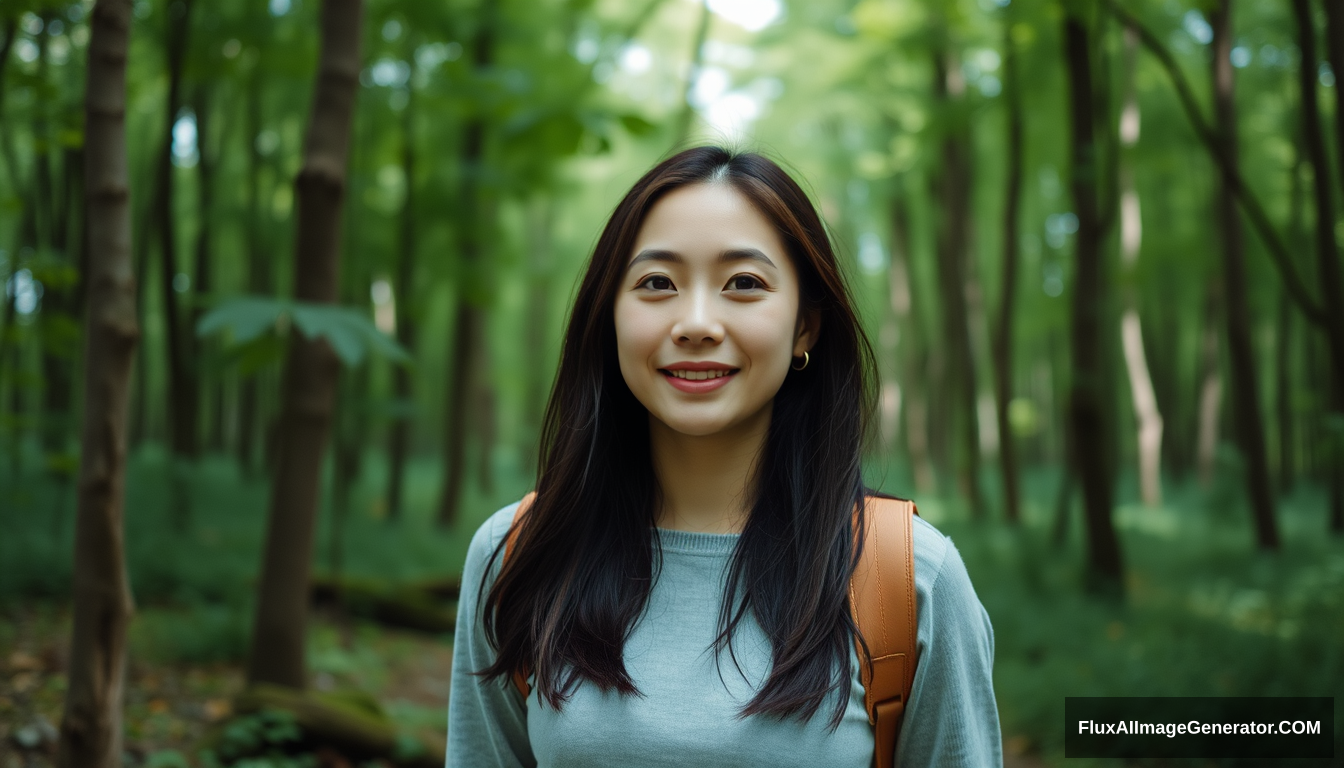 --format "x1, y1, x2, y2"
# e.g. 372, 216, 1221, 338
447, 501, 1002, 767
